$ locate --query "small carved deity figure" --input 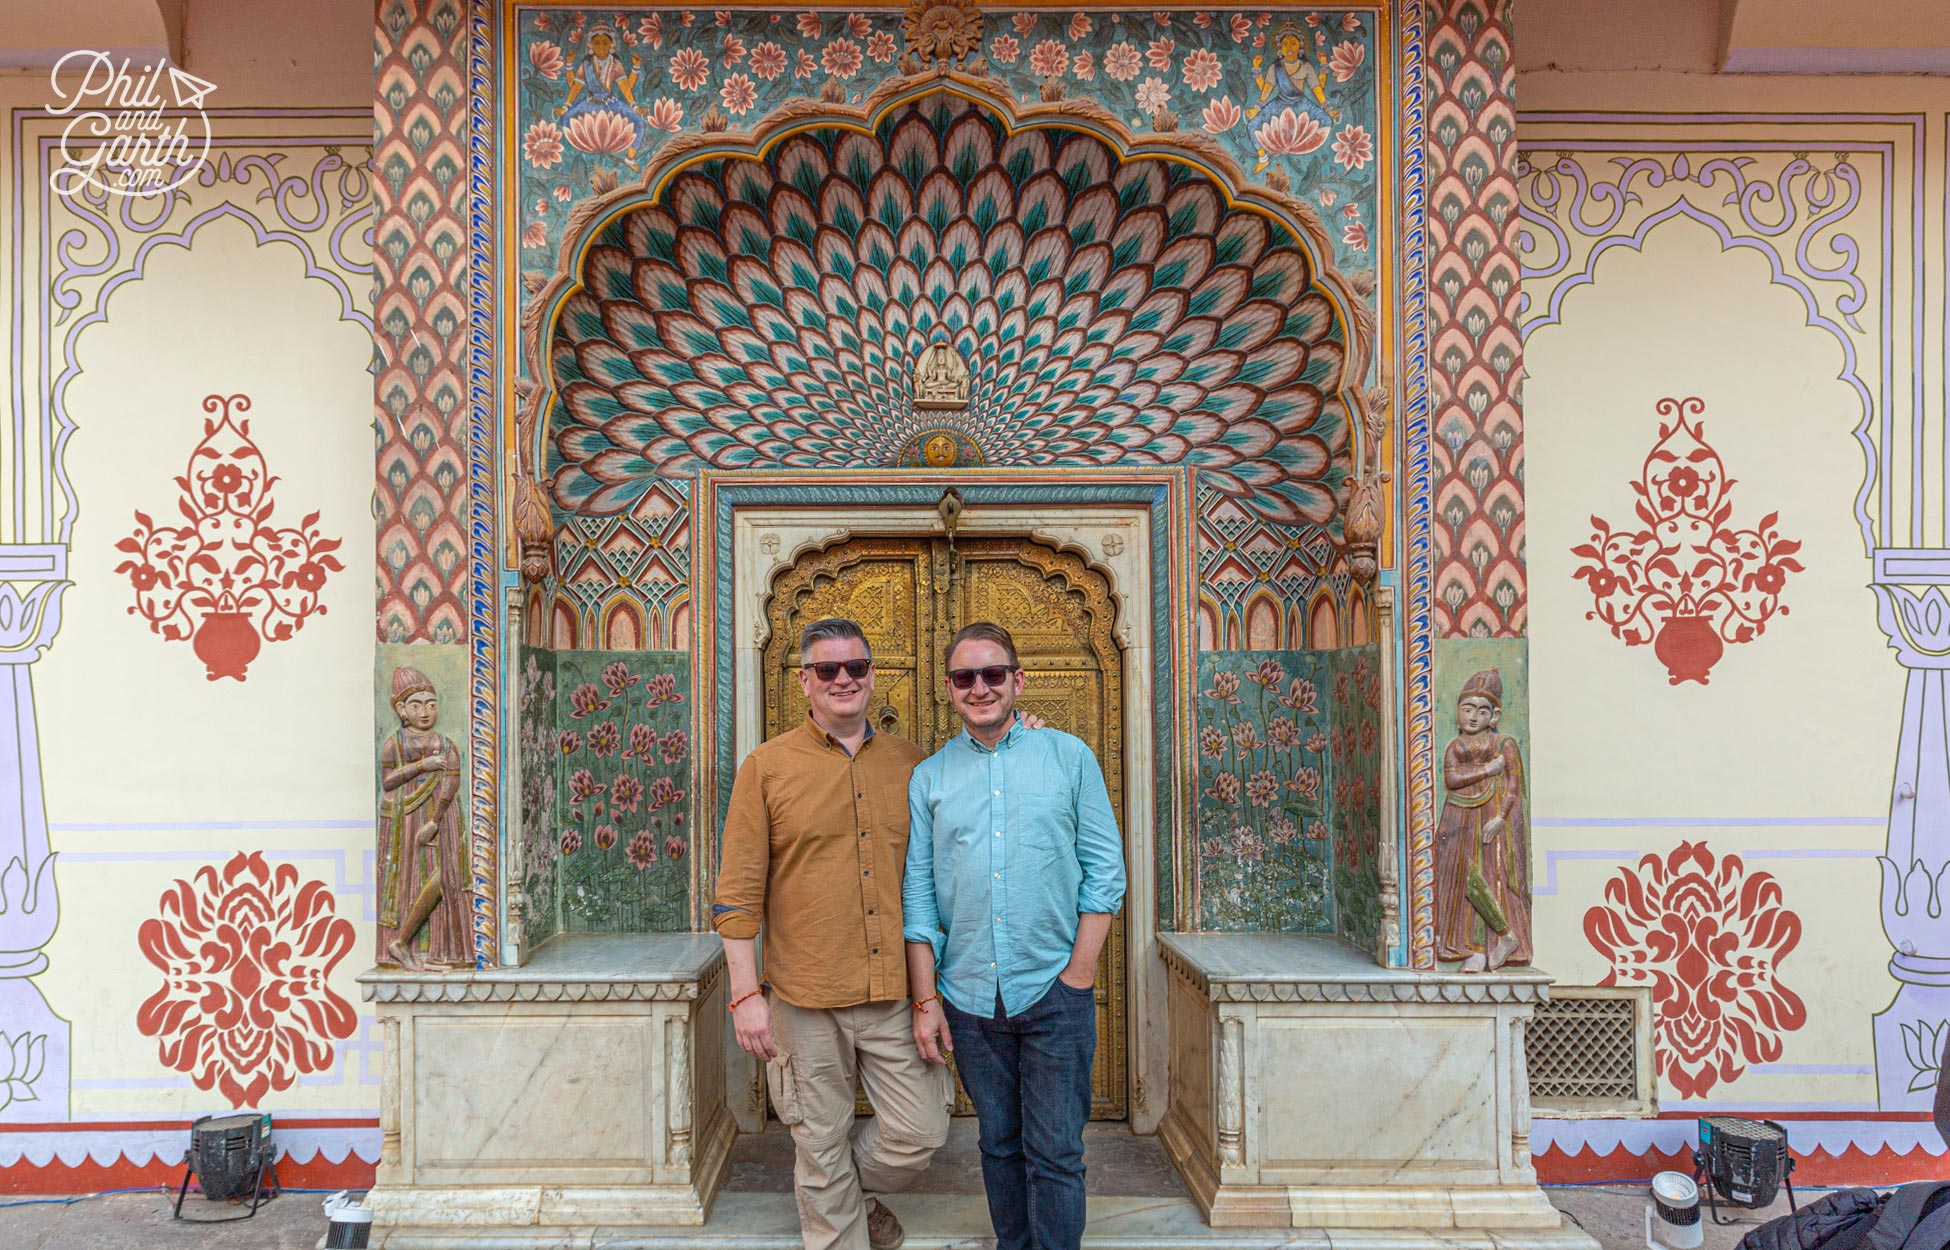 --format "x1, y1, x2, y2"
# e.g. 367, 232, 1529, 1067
1434, 669, 1531, 972
914, 341, 971, 409
379, 666, 468, 970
